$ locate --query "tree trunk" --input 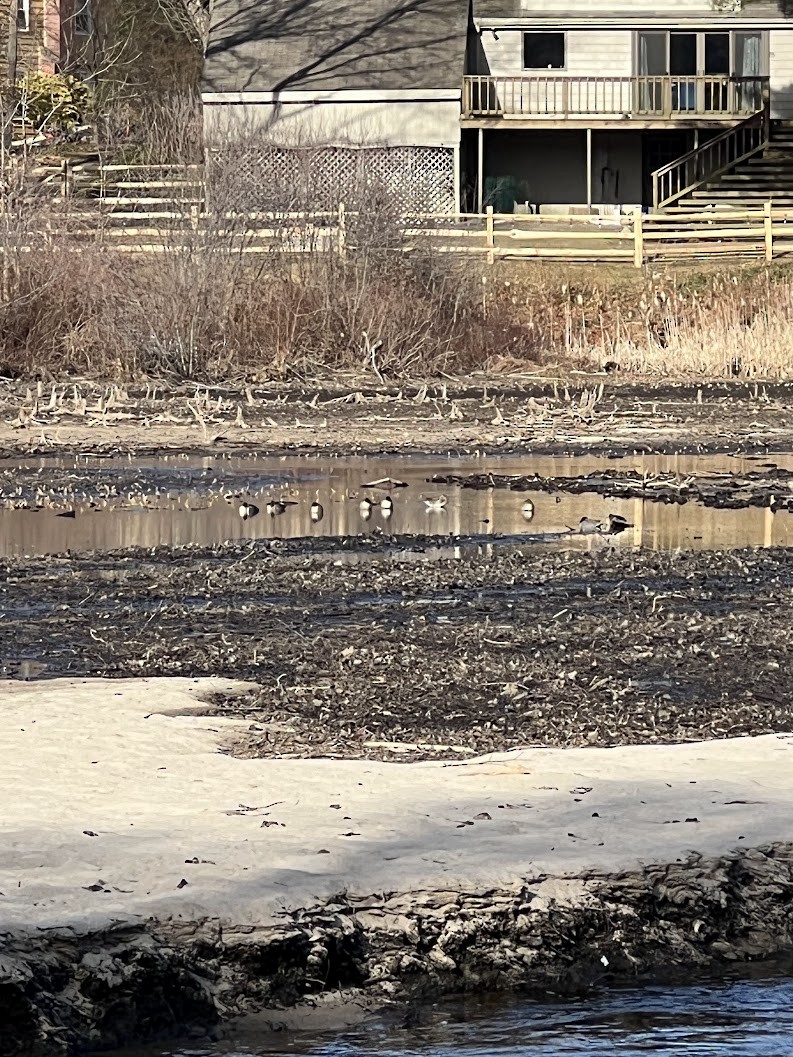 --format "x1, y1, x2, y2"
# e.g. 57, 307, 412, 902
7, 0, 18, 85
